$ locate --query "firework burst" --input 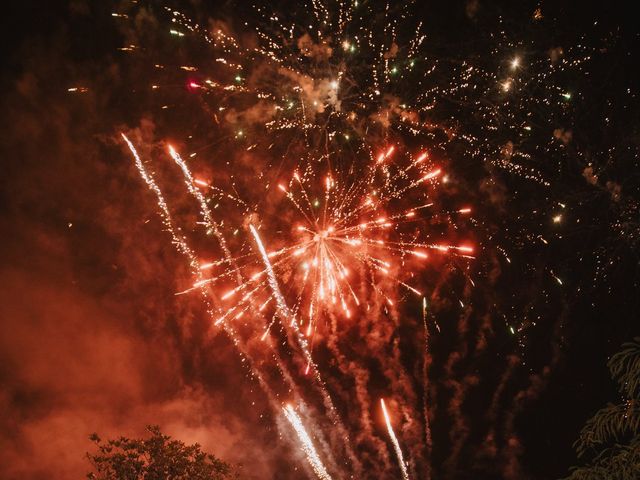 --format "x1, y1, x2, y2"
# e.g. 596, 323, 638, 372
200, 143, 474, 341
112, 0, 600, 477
